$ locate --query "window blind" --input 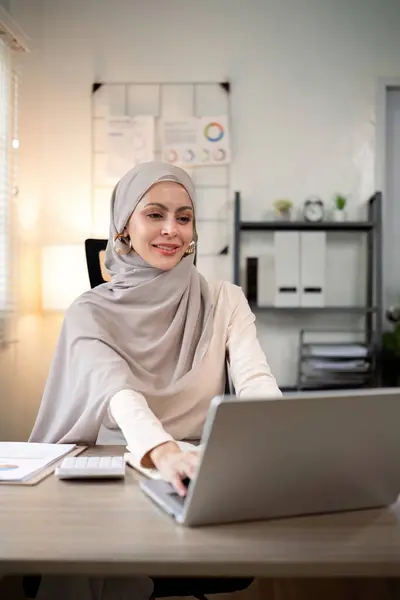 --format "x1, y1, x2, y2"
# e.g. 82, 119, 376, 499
0, 37, 11, 321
